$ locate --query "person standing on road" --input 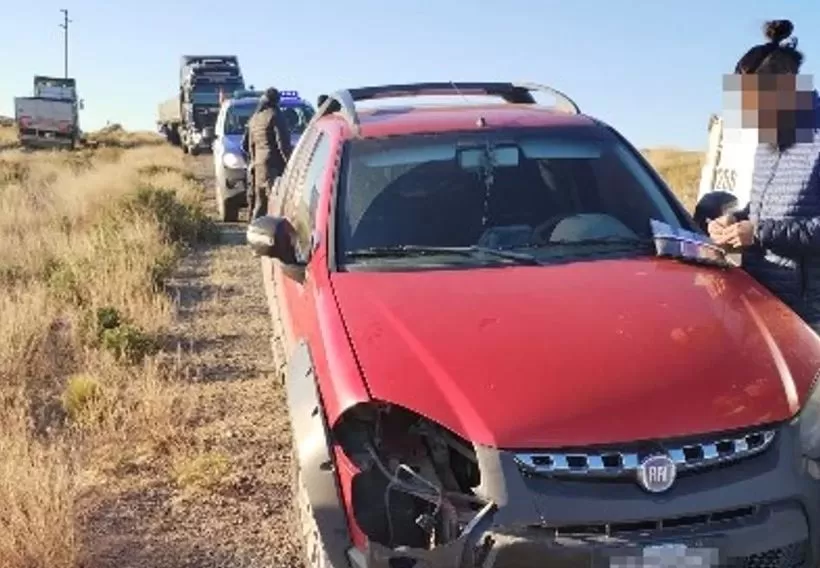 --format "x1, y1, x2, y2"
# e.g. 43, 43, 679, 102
245, 87, 293, 221
709, 19, 820, 331
241, 96, 265, 216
